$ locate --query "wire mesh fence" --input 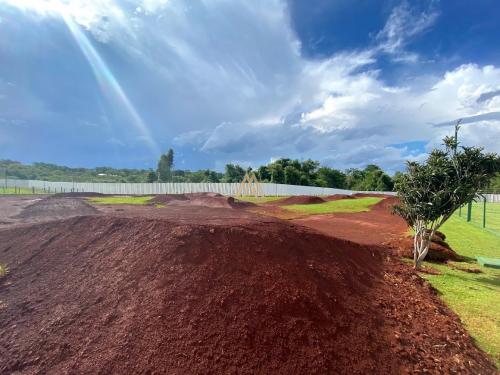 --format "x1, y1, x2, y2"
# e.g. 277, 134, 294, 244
457, 194, 500, 236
